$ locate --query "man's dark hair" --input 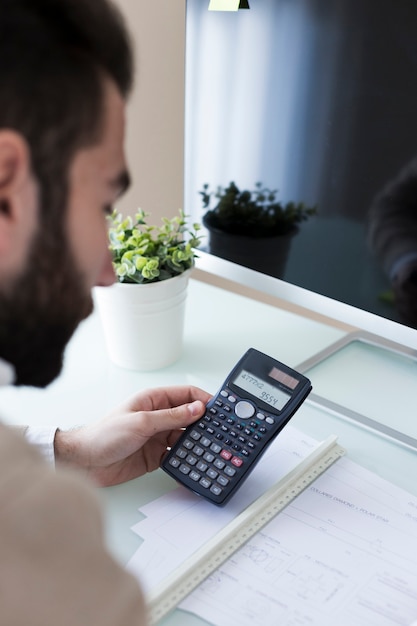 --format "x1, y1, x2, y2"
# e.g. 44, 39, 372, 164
0, 0, 133, 222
